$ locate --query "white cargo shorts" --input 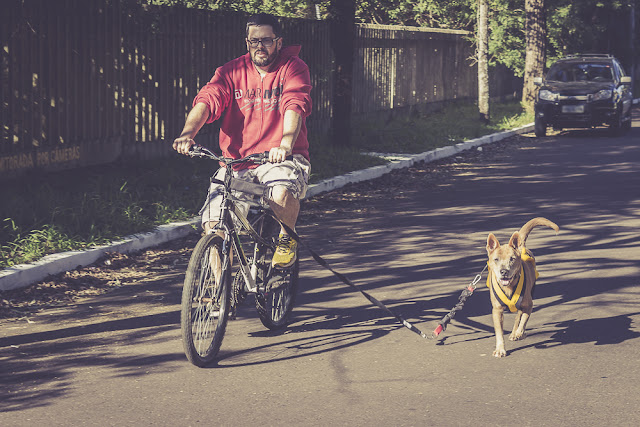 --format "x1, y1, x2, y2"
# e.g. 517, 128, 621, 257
200, 154, 310, 226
